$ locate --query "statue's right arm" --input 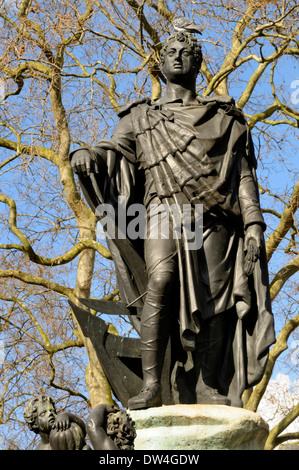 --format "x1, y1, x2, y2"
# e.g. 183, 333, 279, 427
70, 113, 135, 176
70, 148, 106, 176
